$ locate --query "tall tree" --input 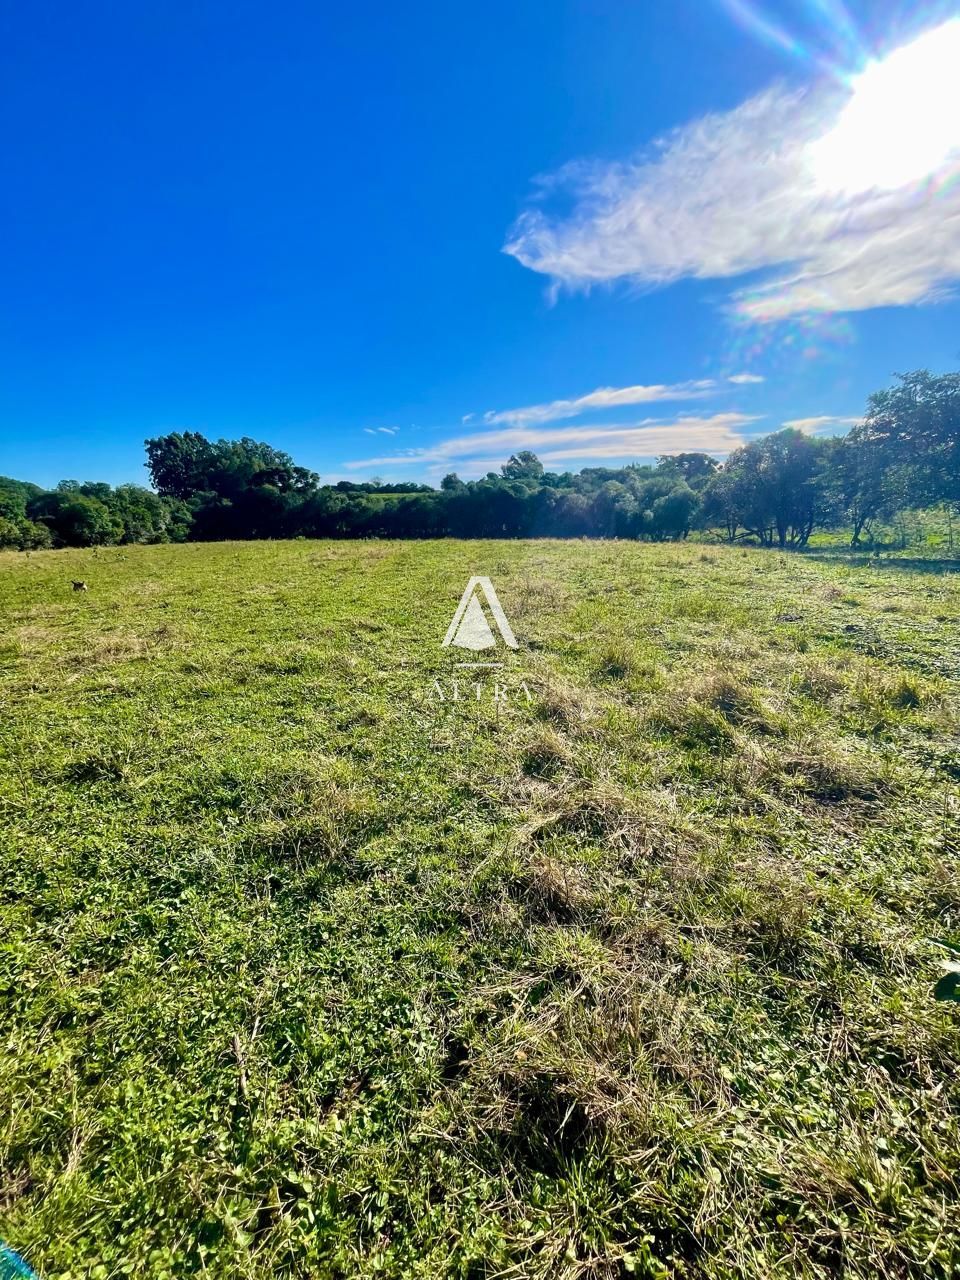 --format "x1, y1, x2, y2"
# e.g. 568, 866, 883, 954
703, 430, 832, 547
145, 432, 319, 500
852, 369, 960, 510
144, 432, 218, 500
656, 452, 719, 488
501, 451, 544, 484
